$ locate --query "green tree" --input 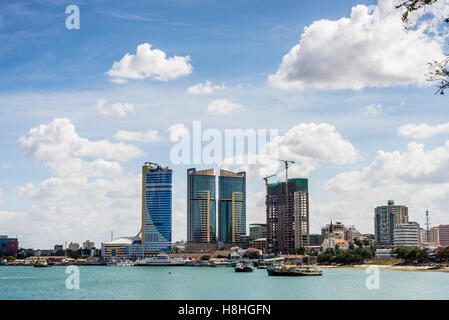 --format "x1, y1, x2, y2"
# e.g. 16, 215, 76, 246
295, 247, 306, 255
